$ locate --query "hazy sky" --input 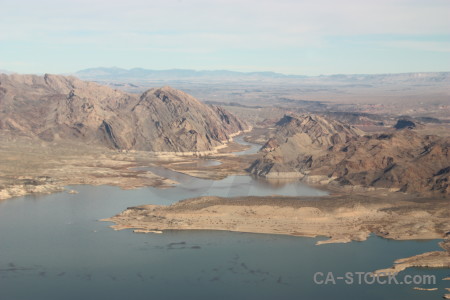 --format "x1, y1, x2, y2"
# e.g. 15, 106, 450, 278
1, 0, 449, 75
